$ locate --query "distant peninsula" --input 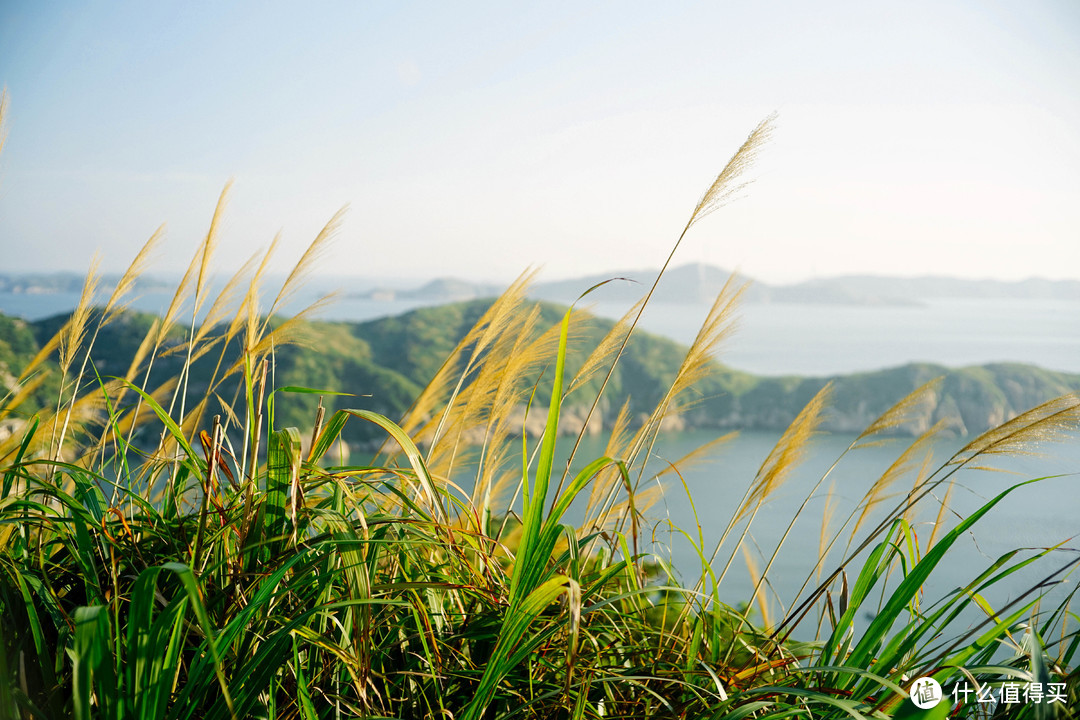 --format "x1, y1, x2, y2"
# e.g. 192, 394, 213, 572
2, 299, 1078, 453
